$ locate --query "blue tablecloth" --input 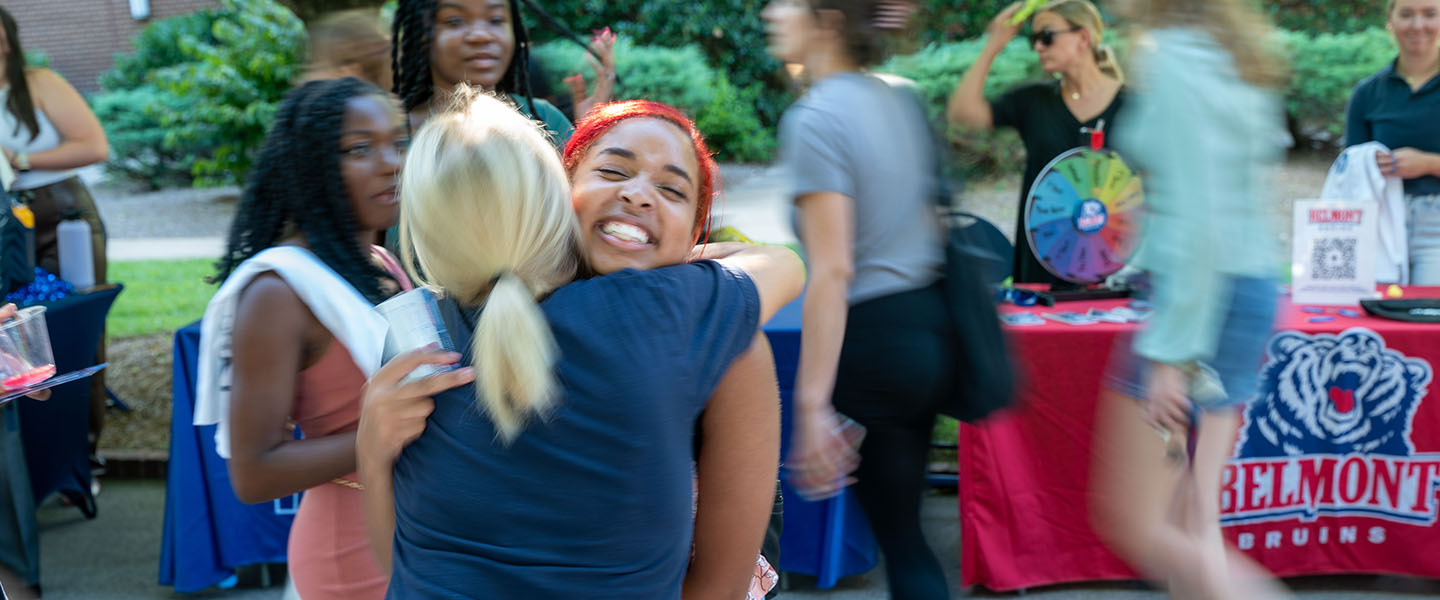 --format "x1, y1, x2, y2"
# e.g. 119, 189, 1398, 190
159, 321, 298, 593
0, 285, 123, 587
19, 285, 123, 513
159, 294, 878, 592
762, 295, 879, 587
